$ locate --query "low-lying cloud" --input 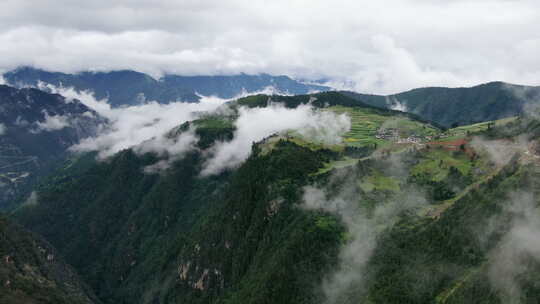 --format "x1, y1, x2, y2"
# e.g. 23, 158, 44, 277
135, 127, 200, 174
33, 111, 70, 132
487, 192, 540, 304
502, 83, 540, 121
200, 102, 351, 176
469, 136, 529, 167
41, 85, 227, 158
302, 164, 426, 304
385, 96, 408, 112
32, 82, 349, 174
